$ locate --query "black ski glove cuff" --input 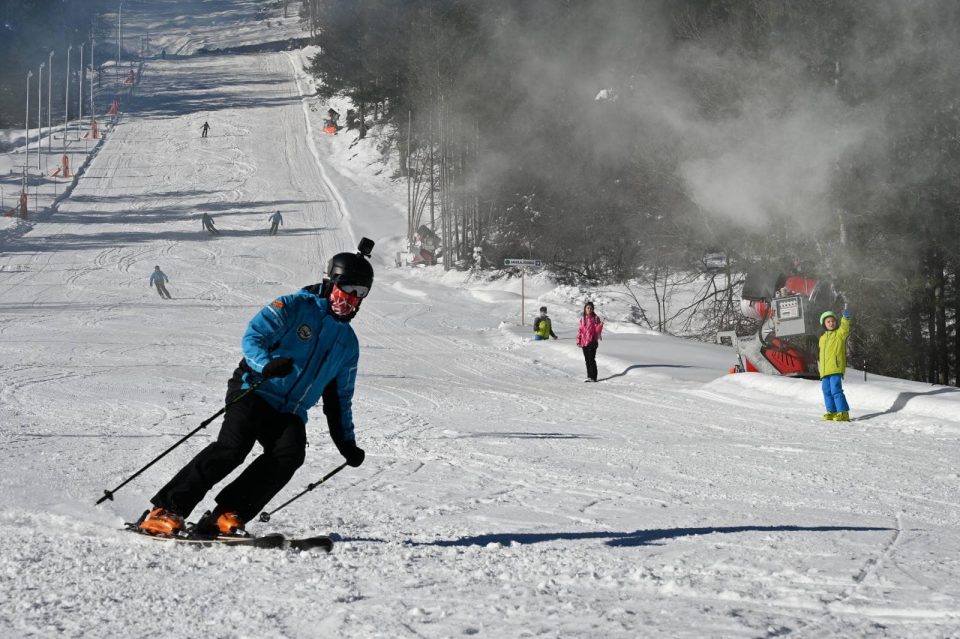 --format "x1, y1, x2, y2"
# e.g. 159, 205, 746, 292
261, 357, 294, 380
